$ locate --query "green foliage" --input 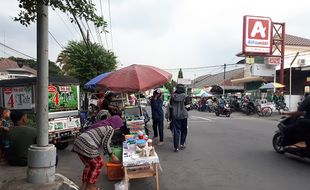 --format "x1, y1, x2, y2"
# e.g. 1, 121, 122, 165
178, 68, 183, 79
5, 56, 62, 76
61, 40, 117, 85
164, 79, 177, 94
15, 0, 106, 28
